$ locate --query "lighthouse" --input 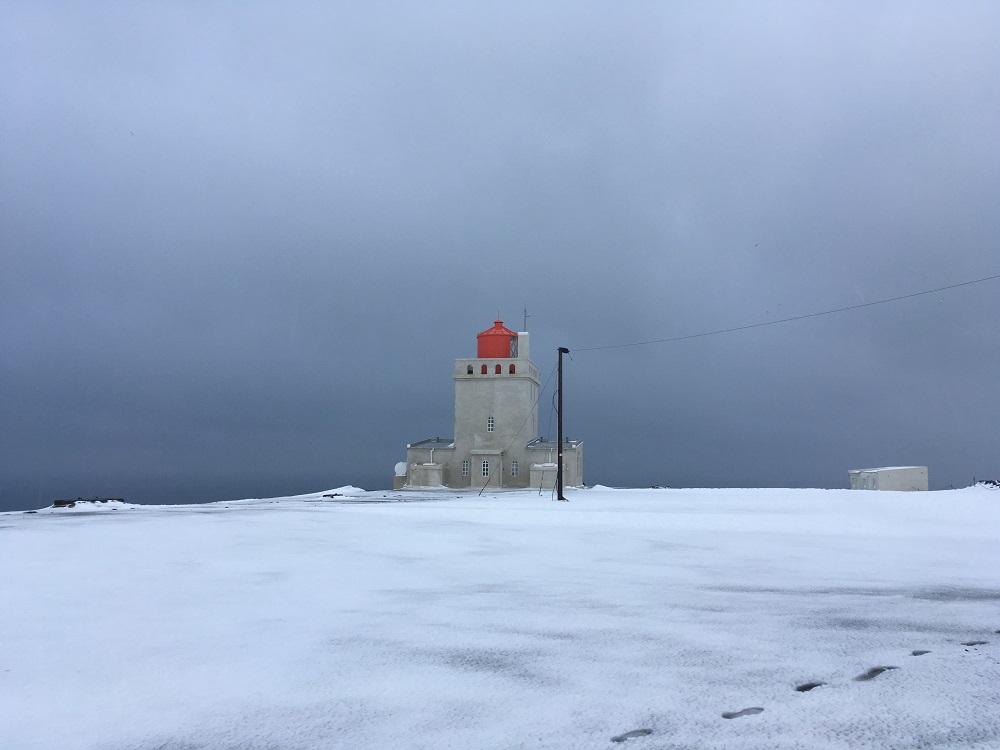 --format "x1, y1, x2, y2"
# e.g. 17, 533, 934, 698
395, 320, 583, 490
